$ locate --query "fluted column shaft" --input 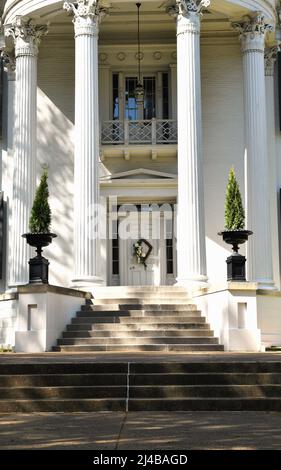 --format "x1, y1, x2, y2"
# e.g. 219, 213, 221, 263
264, 46, 280, 287
5, 19, 47, 286
1, 51, 16, 287
172, 1, 208, 287
234, 14, 274, 287
64, 1, 107, 287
